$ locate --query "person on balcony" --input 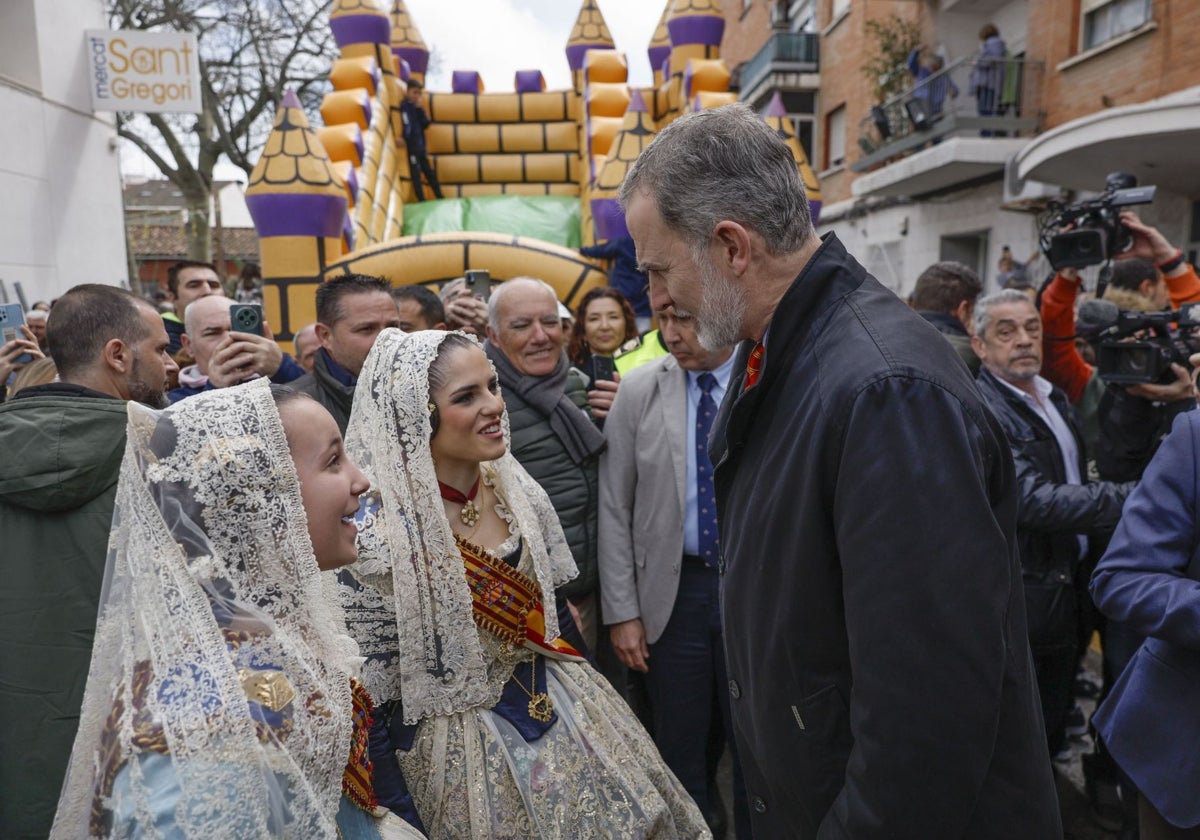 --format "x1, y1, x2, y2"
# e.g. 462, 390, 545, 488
907, 45, 958, 119
970, 24, 1007, 136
